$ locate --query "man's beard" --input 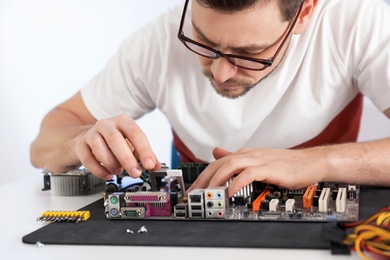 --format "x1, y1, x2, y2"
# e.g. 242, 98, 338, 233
202, 70, 263, 99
